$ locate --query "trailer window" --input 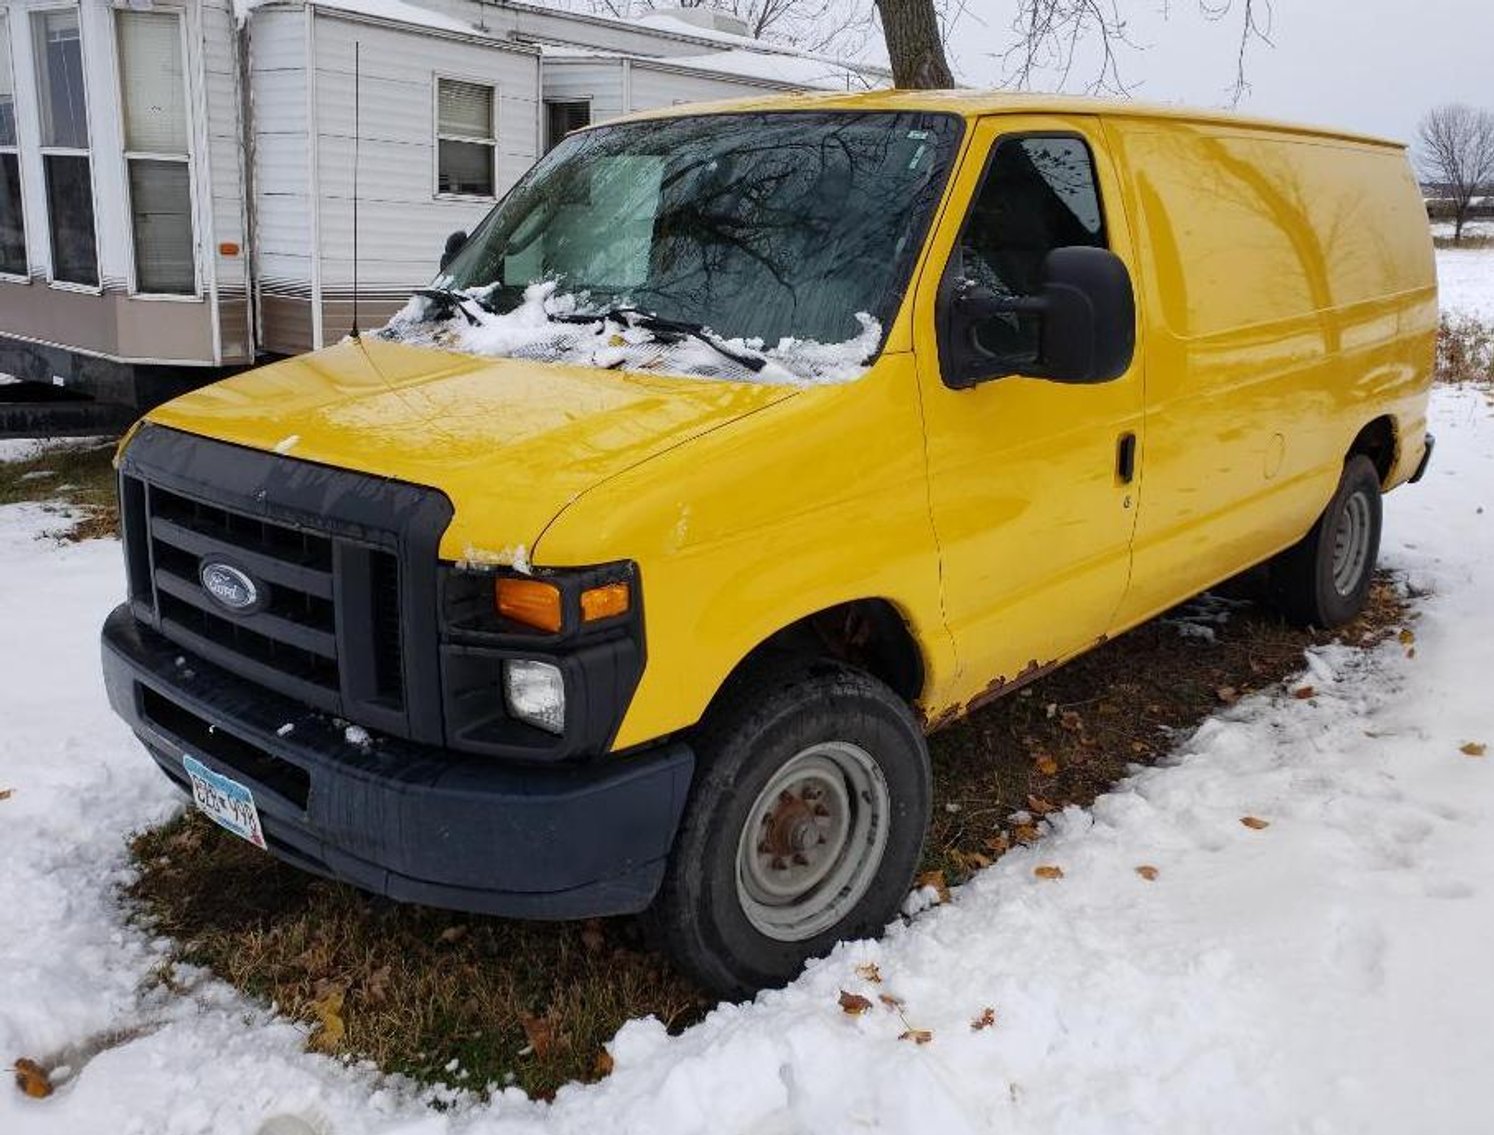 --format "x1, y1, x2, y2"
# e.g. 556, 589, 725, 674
117, 10, 195, 294
0, 13, 26, 277
32, 7, 97, 287
437, 79, 495, 198
545, 100, 590, 153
